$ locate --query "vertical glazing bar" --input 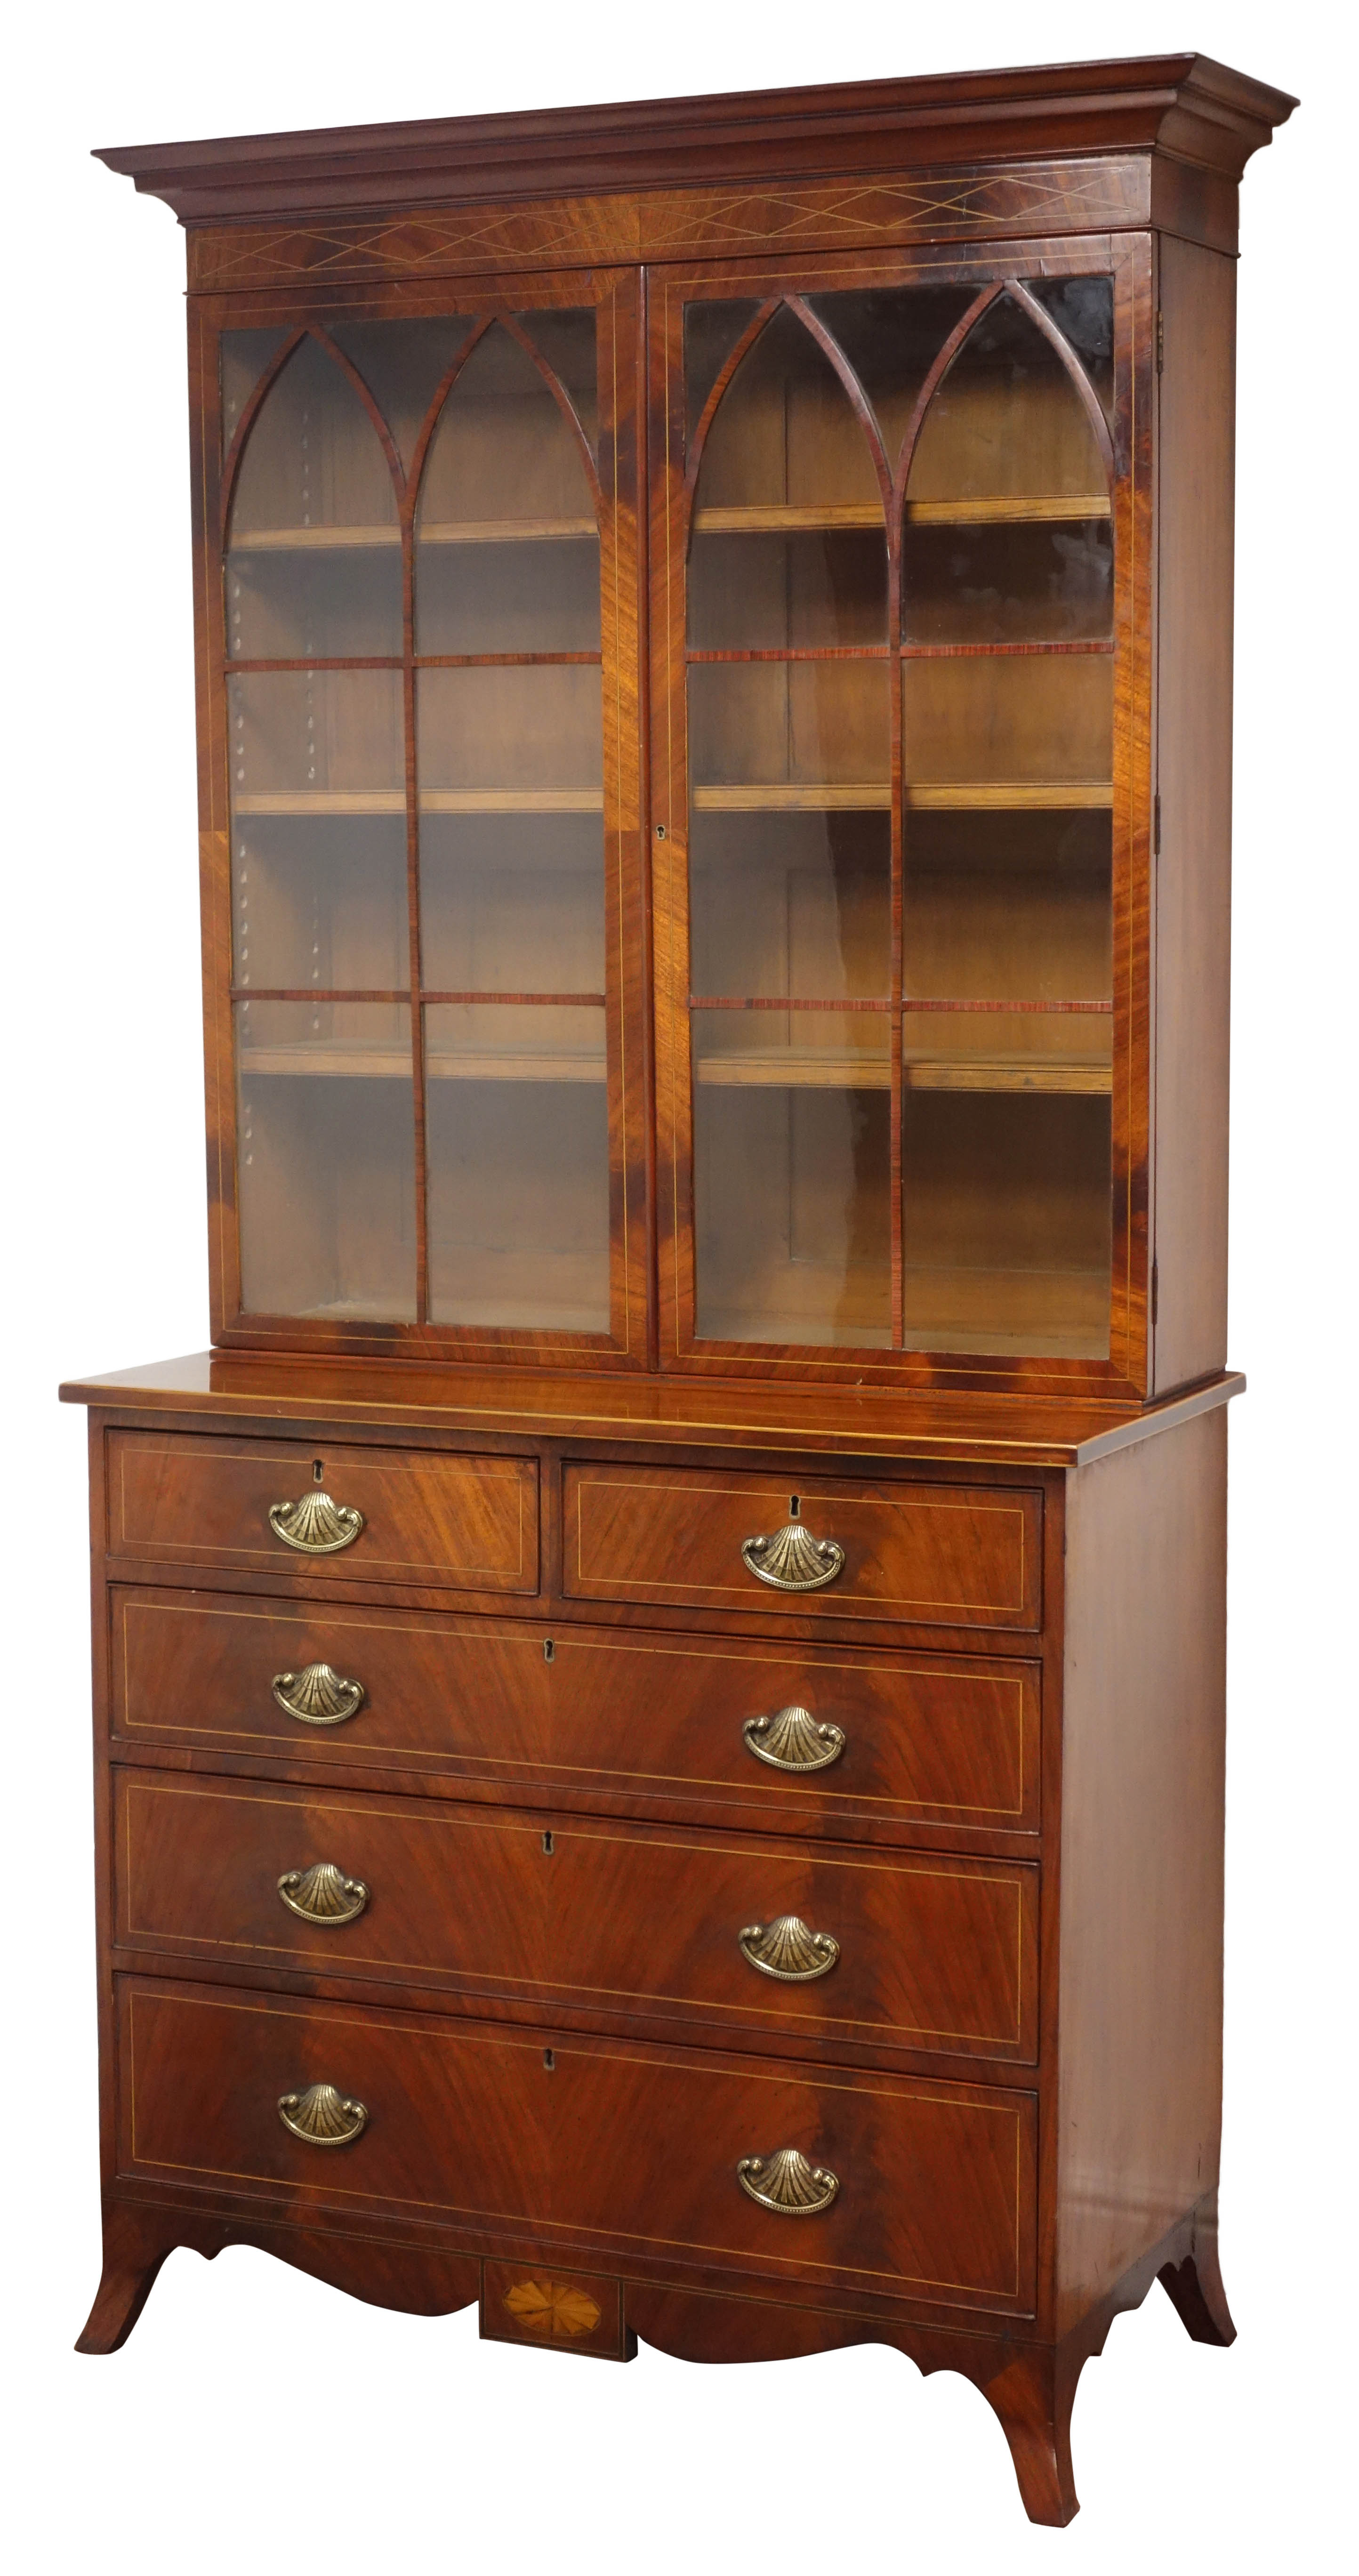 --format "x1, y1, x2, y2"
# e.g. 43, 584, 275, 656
402, 473, 429, 1323
888, 472, 905, 1348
